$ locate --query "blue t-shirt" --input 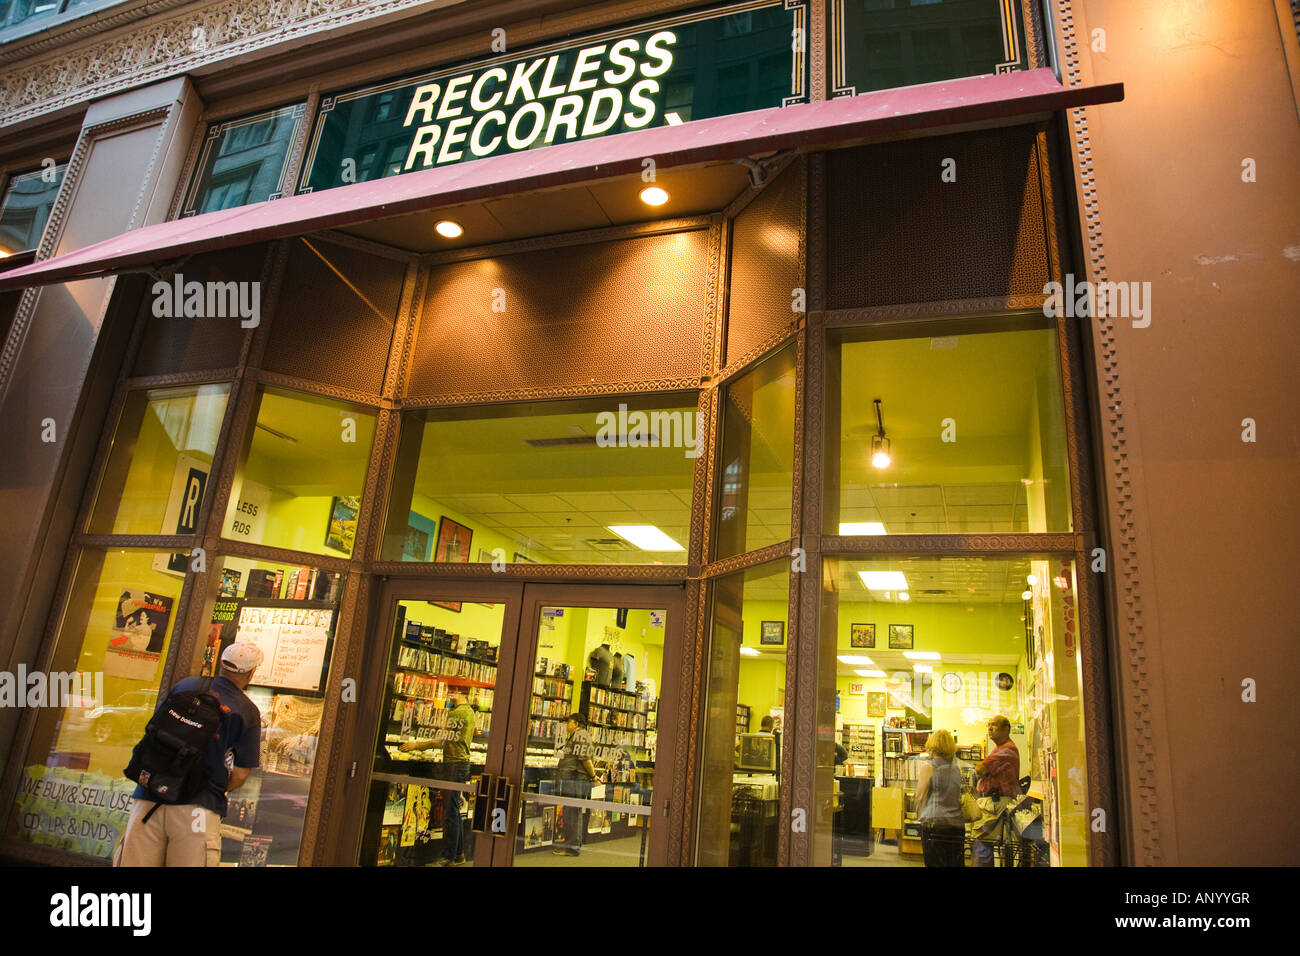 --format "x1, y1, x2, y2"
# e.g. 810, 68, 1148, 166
132, 675, 262, 816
